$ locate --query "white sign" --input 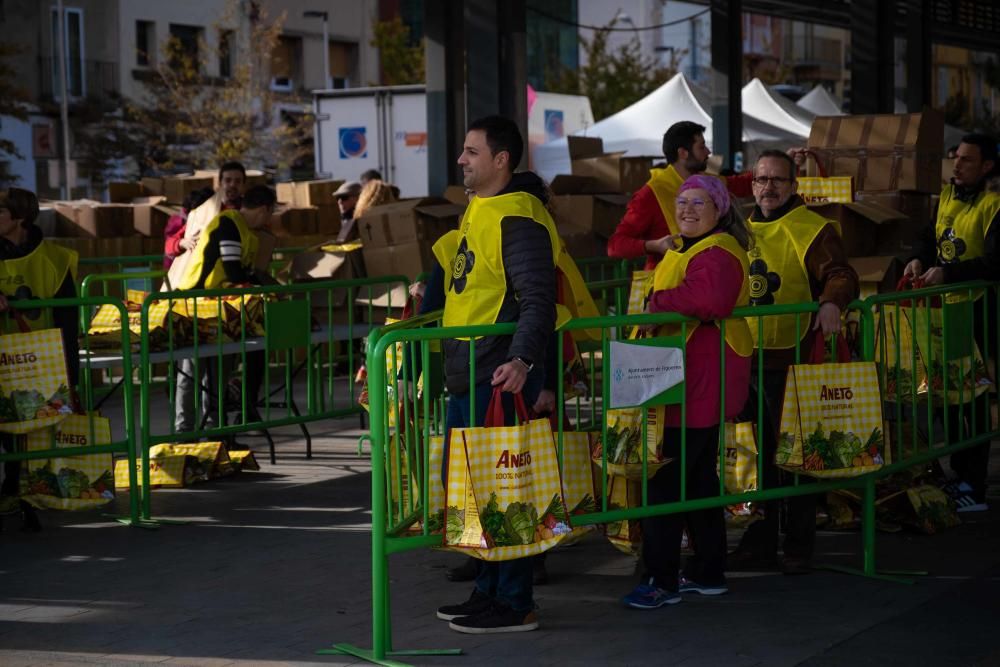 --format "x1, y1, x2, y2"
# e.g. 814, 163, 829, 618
608, 341, 684, 409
